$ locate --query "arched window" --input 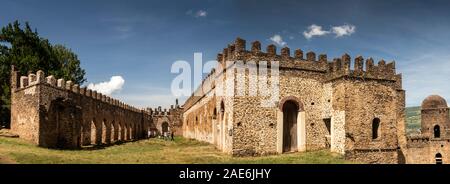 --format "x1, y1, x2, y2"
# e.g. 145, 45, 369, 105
434, 125, 441, 138
436, 153, 443, 164
372, 118, 380, 140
